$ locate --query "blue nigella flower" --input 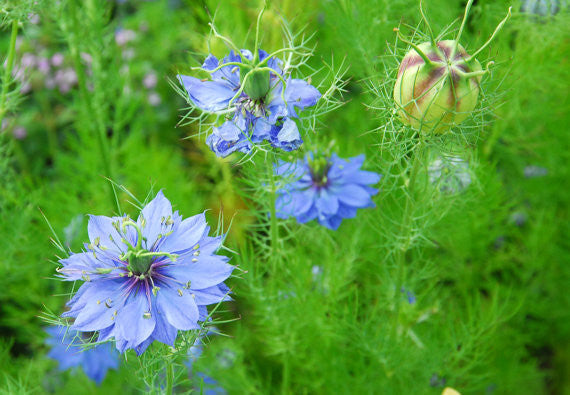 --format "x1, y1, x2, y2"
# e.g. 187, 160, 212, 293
275, 153, 381, 230
58, 191, 234, 355
45, 325, 120, 385
178, 49, 321, 157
